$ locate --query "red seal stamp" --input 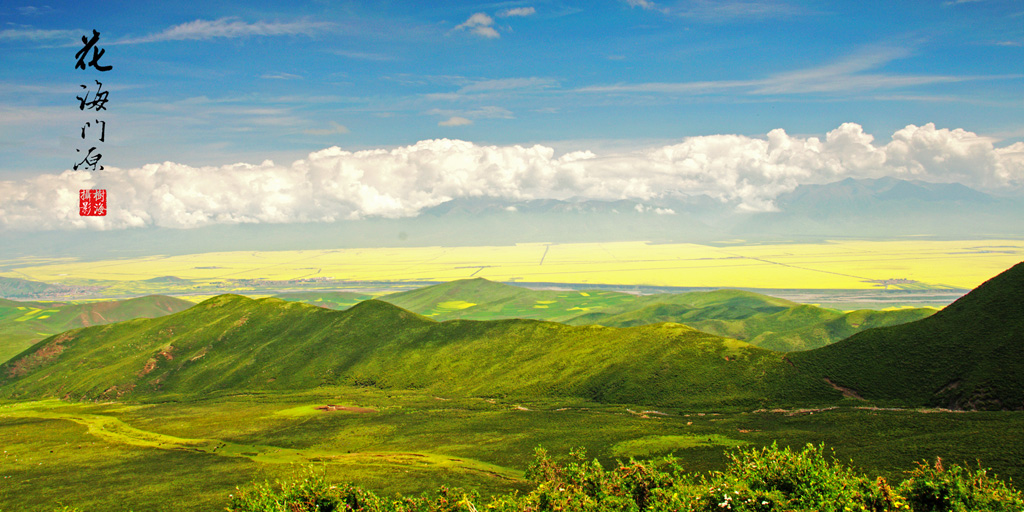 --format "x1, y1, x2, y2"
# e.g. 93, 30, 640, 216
79, 189, 107, 216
